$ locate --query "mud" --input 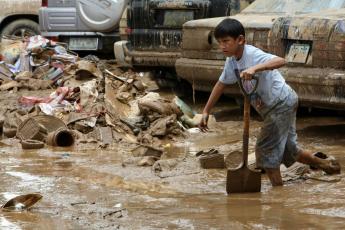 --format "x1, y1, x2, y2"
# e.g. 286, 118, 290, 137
0, 91, 345, 229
